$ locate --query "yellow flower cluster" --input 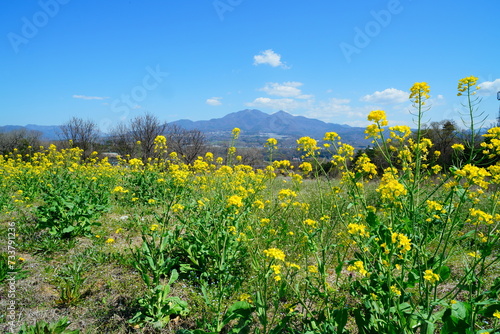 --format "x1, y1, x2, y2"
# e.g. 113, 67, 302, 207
153, 135, 167, 154
323, 132, 340, 142
271, 264, 281, 281
128, 158, 143, 167
389, 125, 411, 141
451, 143, 465, 151
426, 200, 445, 213
409, 82, 430, 105
232, 127, 241, 139
354, 154, 377, 178
347, 223, 370, 238
391, 232, 411, 253
367, 110, 388, 126
457, 76, 479, 96
377, 169, 407, 202
297, 137, 319, 156
112, 186, 128, 193
423, 269, 440, 284
303, 219, 318, 228
265, 138, 278, 149
468, 208, 493, 225
278, 189, 297, 201
454, 164, 490, 189
347, 260, 368, 277
227, 195, 243, 207
481, 127, 500, 158
307, 265, 318, 273
273, 160, 292, 169
299, 162, 313, 174
263, 248, 286, 261
390, 285, 402, 296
